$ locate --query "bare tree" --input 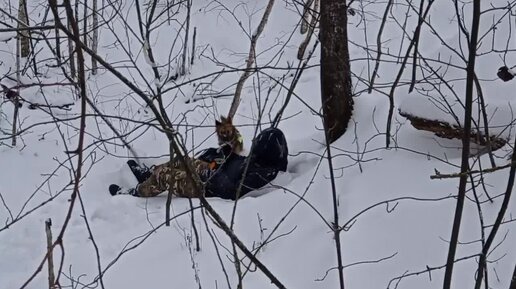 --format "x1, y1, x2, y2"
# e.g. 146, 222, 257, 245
91, 0, 99, 75
443, 1, 481, 288
227, 0, 275, 119
319, 0, 353, 143
17, 0, 30, 57
2, 1, 516, 289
